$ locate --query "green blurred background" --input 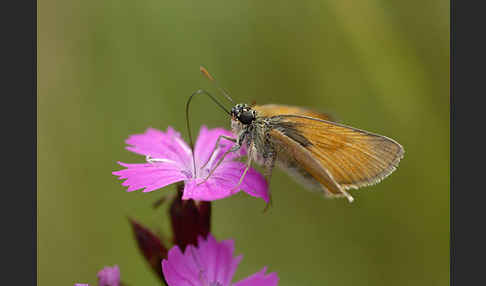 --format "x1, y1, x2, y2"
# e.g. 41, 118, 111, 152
38, 0, 449, 285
